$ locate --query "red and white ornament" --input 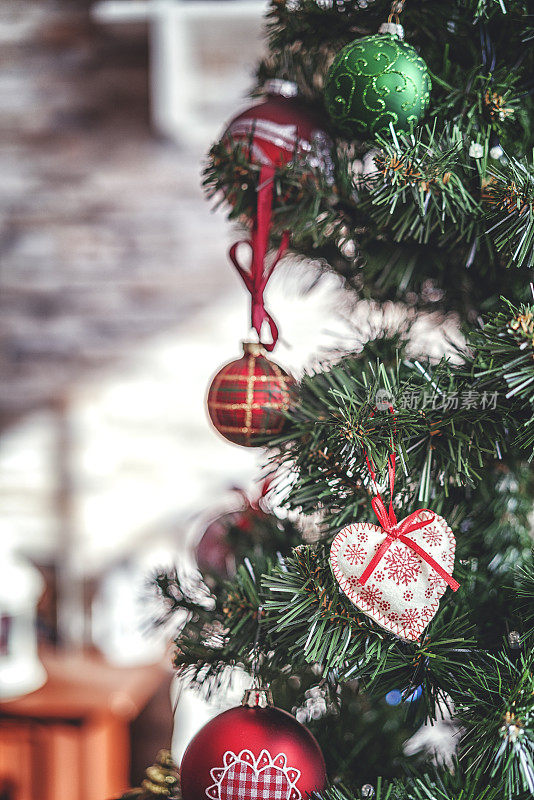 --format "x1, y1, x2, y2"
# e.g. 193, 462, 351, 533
330, 511, 457, 643
180, 689, 326, 800
195, 483, 271, 578
224, 80, 330, 168
195, 509, 242, 578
